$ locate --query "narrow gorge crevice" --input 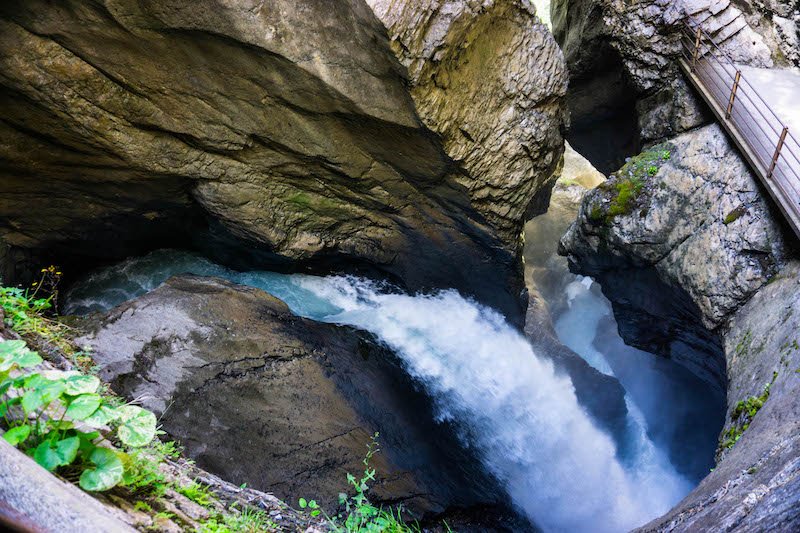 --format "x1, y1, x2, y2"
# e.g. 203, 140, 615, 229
2, 1, 799, 532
